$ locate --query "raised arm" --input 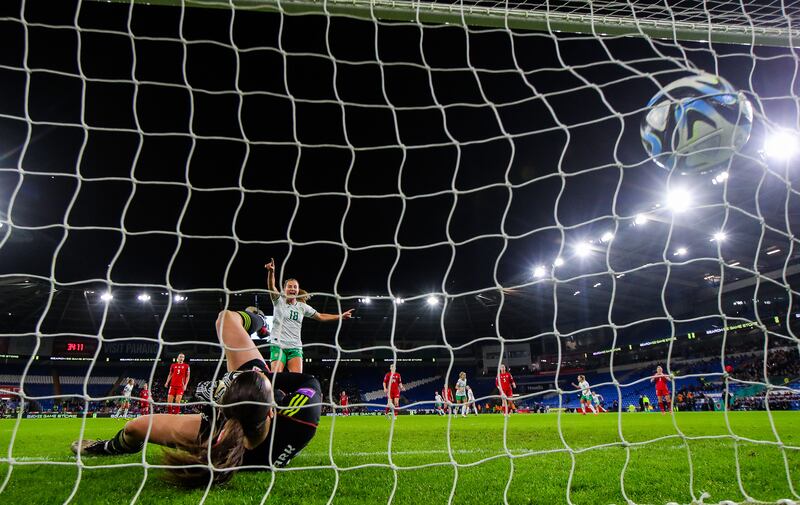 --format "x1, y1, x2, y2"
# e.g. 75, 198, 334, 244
265, 258, 279, 302
312, 309, 354, 322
